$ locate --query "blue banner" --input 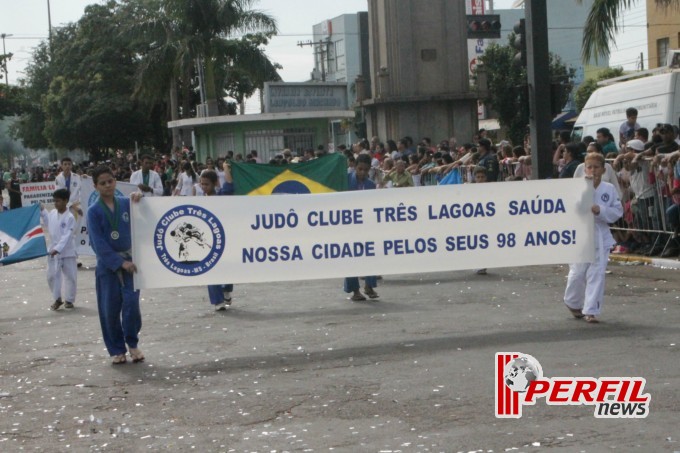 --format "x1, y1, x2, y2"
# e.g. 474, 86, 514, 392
0, 205, 48, 266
